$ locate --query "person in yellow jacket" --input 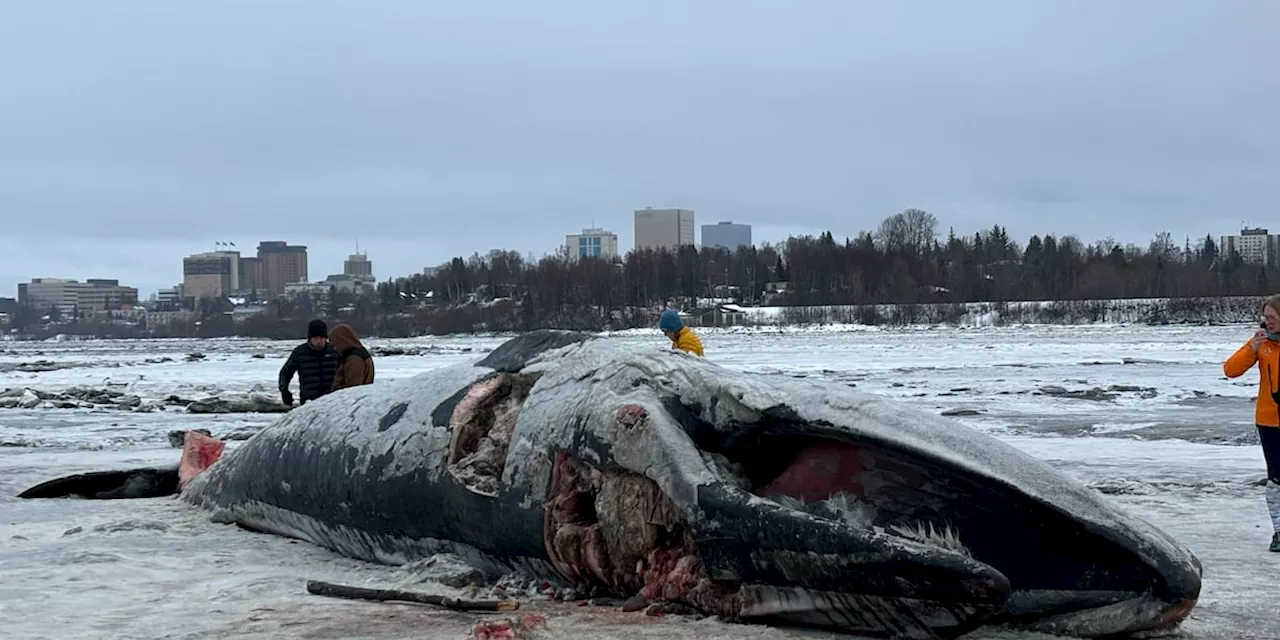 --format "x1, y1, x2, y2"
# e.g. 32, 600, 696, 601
658, 308, 704, 357
1223, 293, 1280, 552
